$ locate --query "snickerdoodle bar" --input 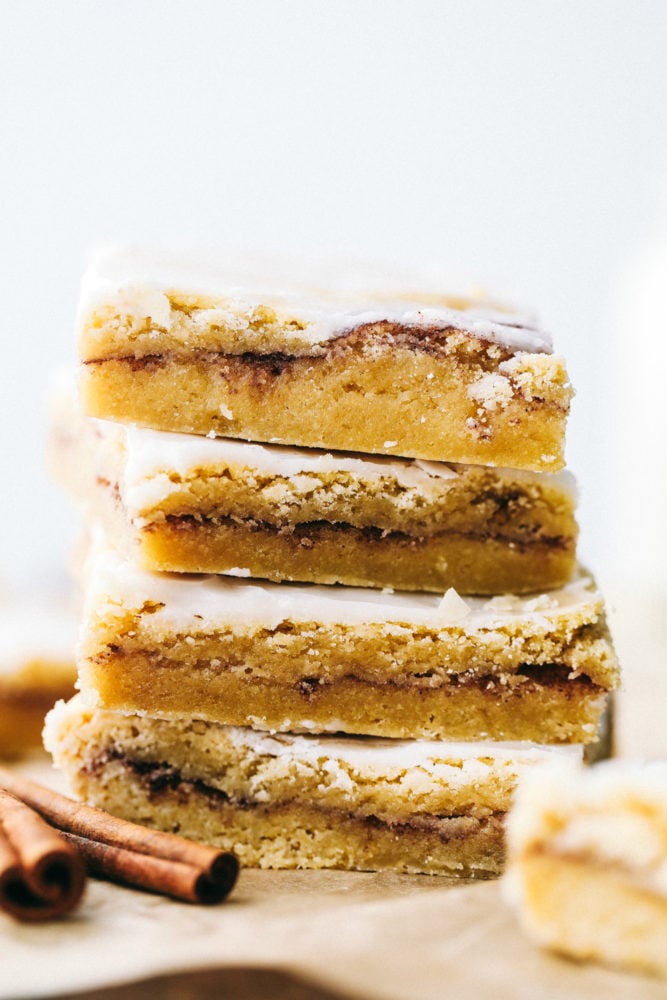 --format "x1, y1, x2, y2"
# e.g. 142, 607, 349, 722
51, 376, 578, 594
77, 247, 573, 471
0, 602, 76, 759
45, 695, 590, 877
75, 542, 618, 745
505, 759, 667, 977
